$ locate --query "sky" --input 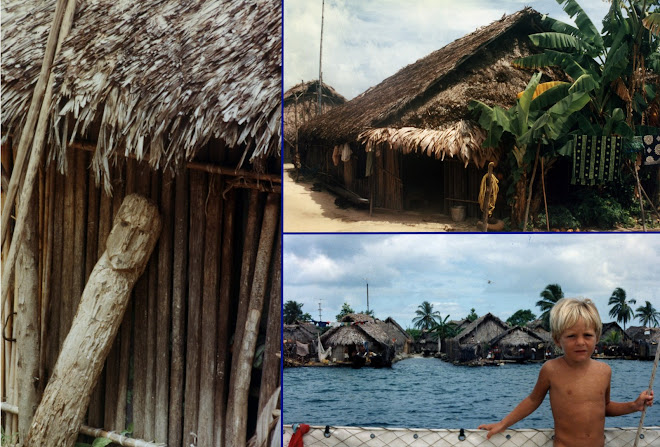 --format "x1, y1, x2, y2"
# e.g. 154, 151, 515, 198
284, 0, 613, 99
283, 233, 660, 329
